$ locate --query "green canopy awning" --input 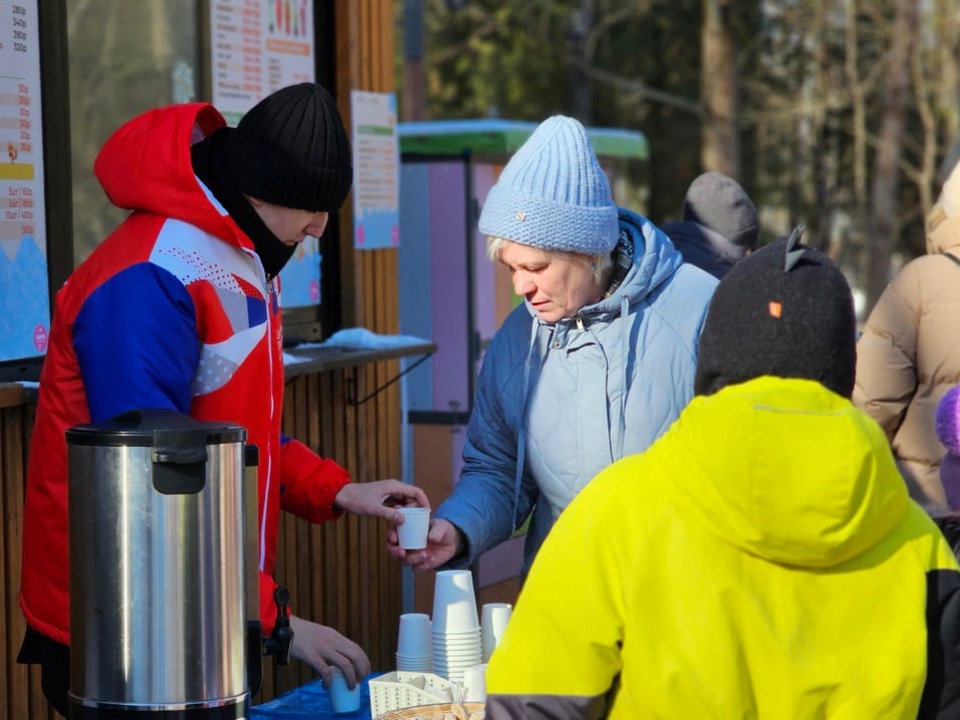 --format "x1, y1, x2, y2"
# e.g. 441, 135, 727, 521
398, 118, 648, 160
